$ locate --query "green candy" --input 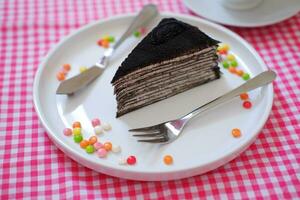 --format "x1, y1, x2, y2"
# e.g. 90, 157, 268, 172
222, 61, 229, 69
242, 73, 250, 81
85, 145, 95, 154
108, 36, 115, 43
73, 134, 83, 143
134, 31, 141, 38
231, 60, 238, 67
